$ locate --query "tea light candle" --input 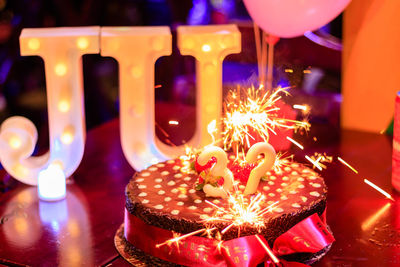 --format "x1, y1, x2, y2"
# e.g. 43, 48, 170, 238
38, 165, 66, 201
